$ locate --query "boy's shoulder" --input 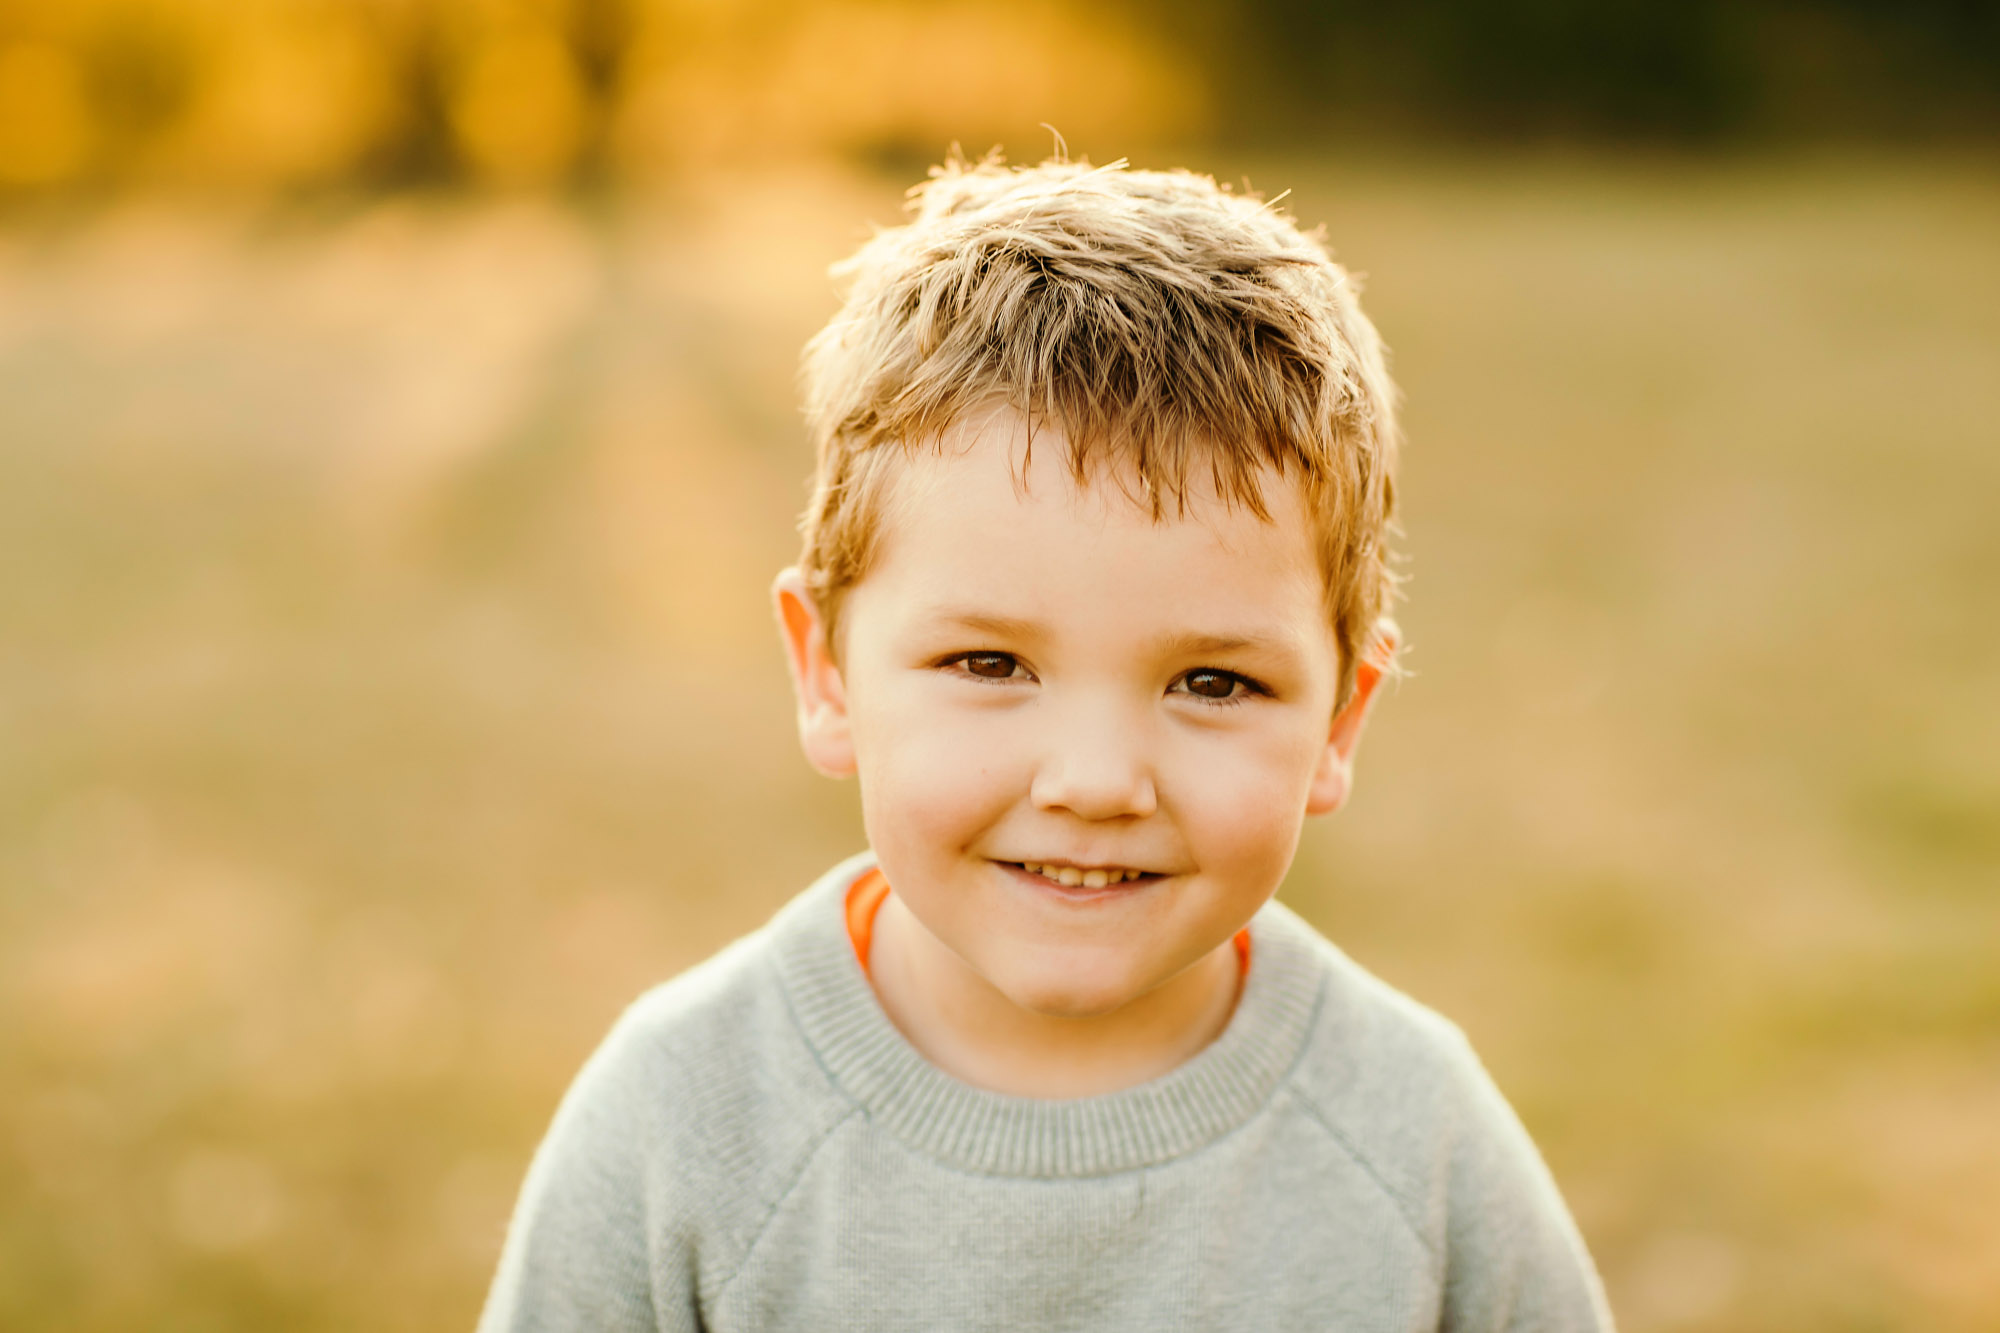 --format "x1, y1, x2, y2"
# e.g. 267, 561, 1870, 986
478, 873, 866, 1329
586, 883, 852, 1145
518, 873, 858, 1299
1268, 896, 1585, 1269
1269, 893, 1495, 1120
